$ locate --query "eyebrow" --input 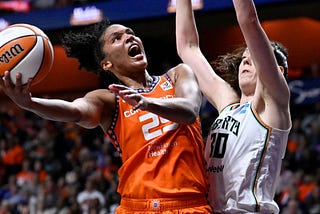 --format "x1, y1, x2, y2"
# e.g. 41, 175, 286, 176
109, 28, 134, 38
125, 28, 134, 34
